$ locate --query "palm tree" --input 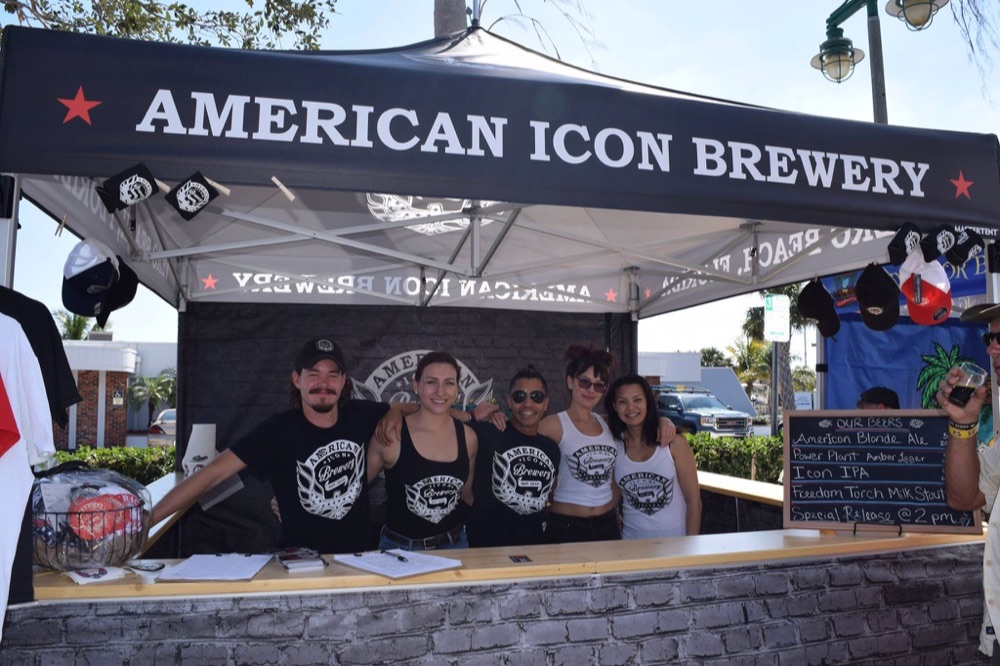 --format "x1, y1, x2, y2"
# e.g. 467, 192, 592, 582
127, 369, 177, 426
52, 309, 109, 340
743, 284, 807, 414
700, 347, 731, 368
792, 366, 816, 393
727, 337, 770, 399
